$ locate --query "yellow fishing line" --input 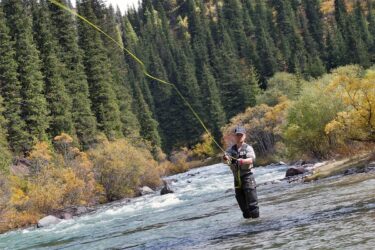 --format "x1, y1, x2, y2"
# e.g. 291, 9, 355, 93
48, 0, 228, 154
